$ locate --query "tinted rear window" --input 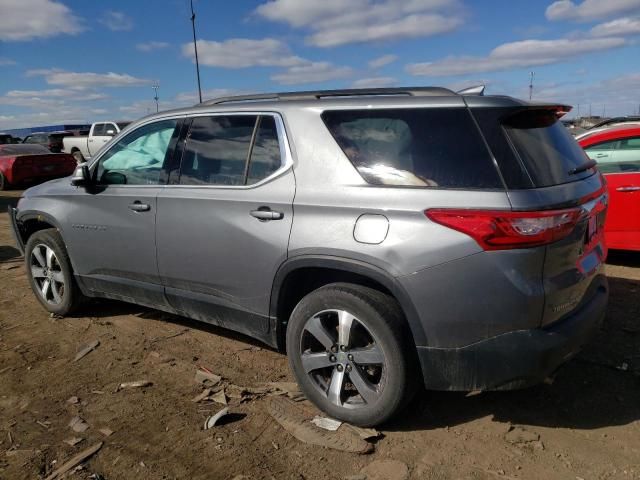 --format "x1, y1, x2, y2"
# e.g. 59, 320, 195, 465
322, 108, 502, 189
503, 110, 593, 187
